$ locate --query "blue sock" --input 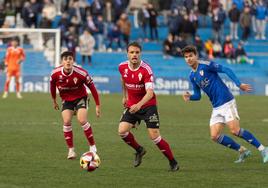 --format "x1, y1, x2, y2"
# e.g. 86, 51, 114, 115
237, 128, 261, 148
217, 134, 240, 151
